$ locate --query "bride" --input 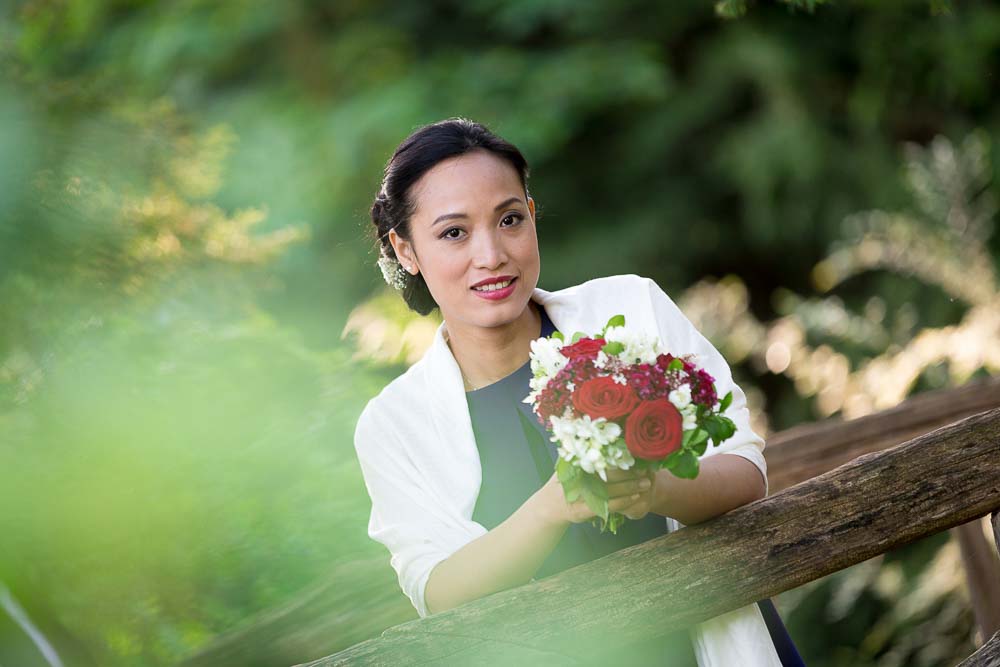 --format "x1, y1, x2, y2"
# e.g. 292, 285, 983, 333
356, 117, 804, 666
